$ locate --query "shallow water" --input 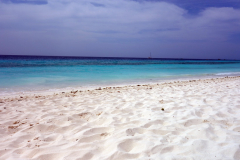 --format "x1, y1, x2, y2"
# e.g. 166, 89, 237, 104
0, 55, 240, 94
